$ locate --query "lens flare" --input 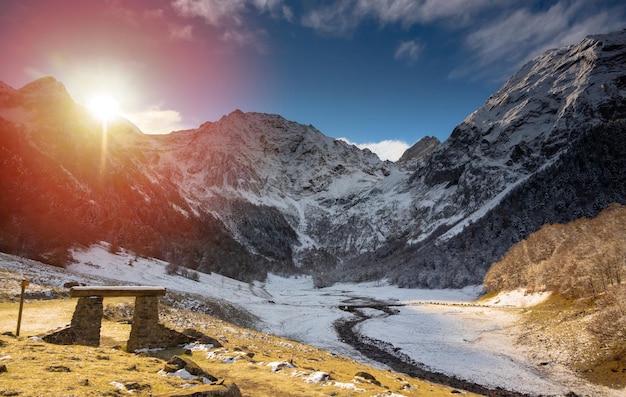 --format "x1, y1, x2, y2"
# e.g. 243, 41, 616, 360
89, 94, 119, 121
88, 94, 118, 175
